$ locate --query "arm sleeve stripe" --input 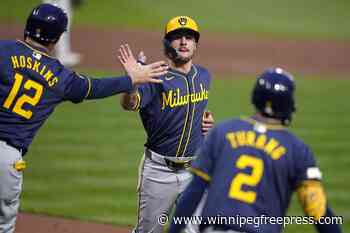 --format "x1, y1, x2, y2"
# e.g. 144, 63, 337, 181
189, 167, 211, 182
84, 77, 92, 99
133, 92, 141, 111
